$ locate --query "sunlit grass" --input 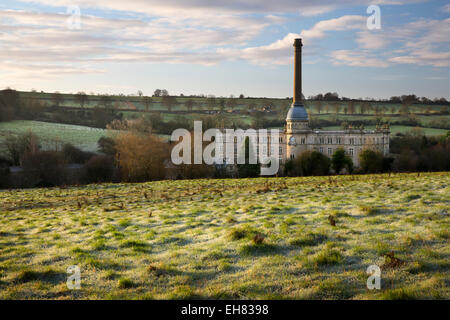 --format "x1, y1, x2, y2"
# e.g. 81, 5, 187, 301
0, 172, 448, 299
